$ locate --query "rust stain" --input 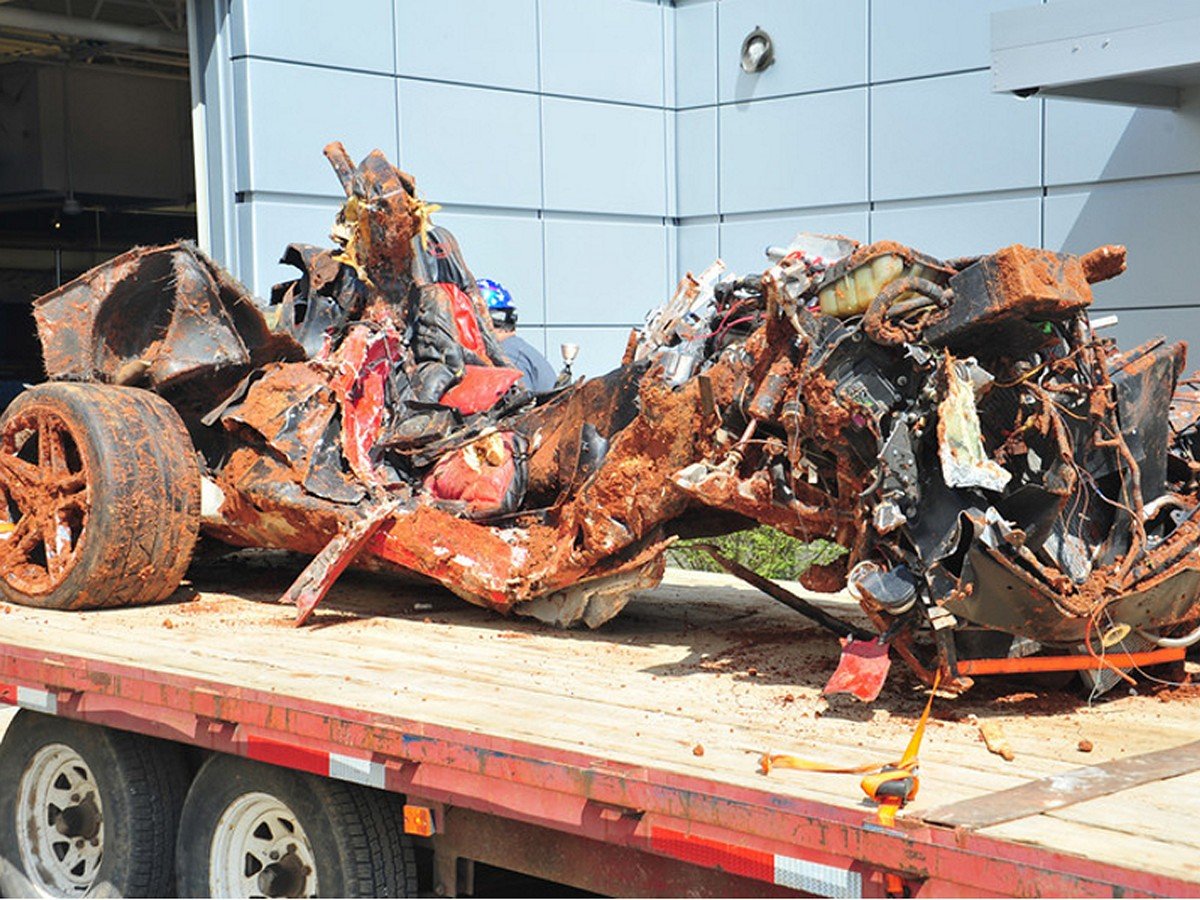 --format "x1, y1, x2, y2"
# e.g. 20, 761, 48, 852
7, 142, 1200, 701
